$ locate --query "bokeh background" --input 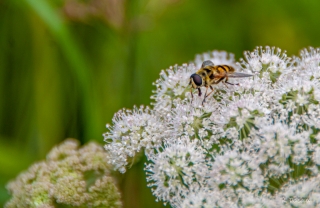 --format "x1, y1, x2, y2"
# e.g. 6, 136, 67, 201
1, 0, 320, 207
